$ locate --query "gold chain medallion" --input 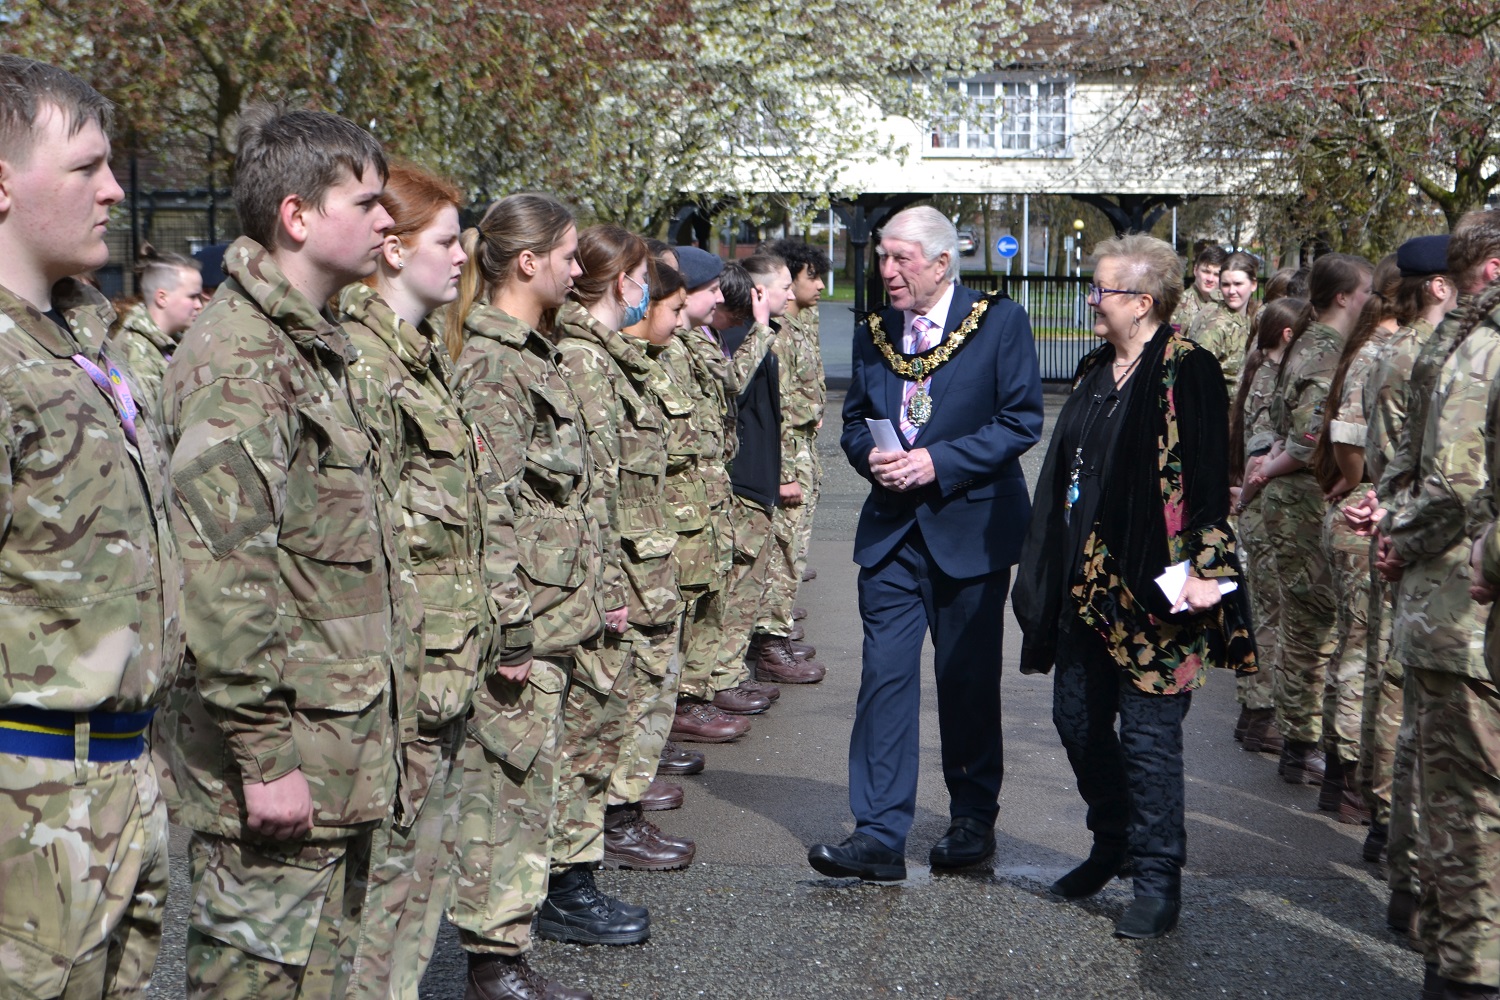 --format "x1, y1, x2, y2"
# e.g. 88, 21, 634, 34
867, 296, 992, 426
